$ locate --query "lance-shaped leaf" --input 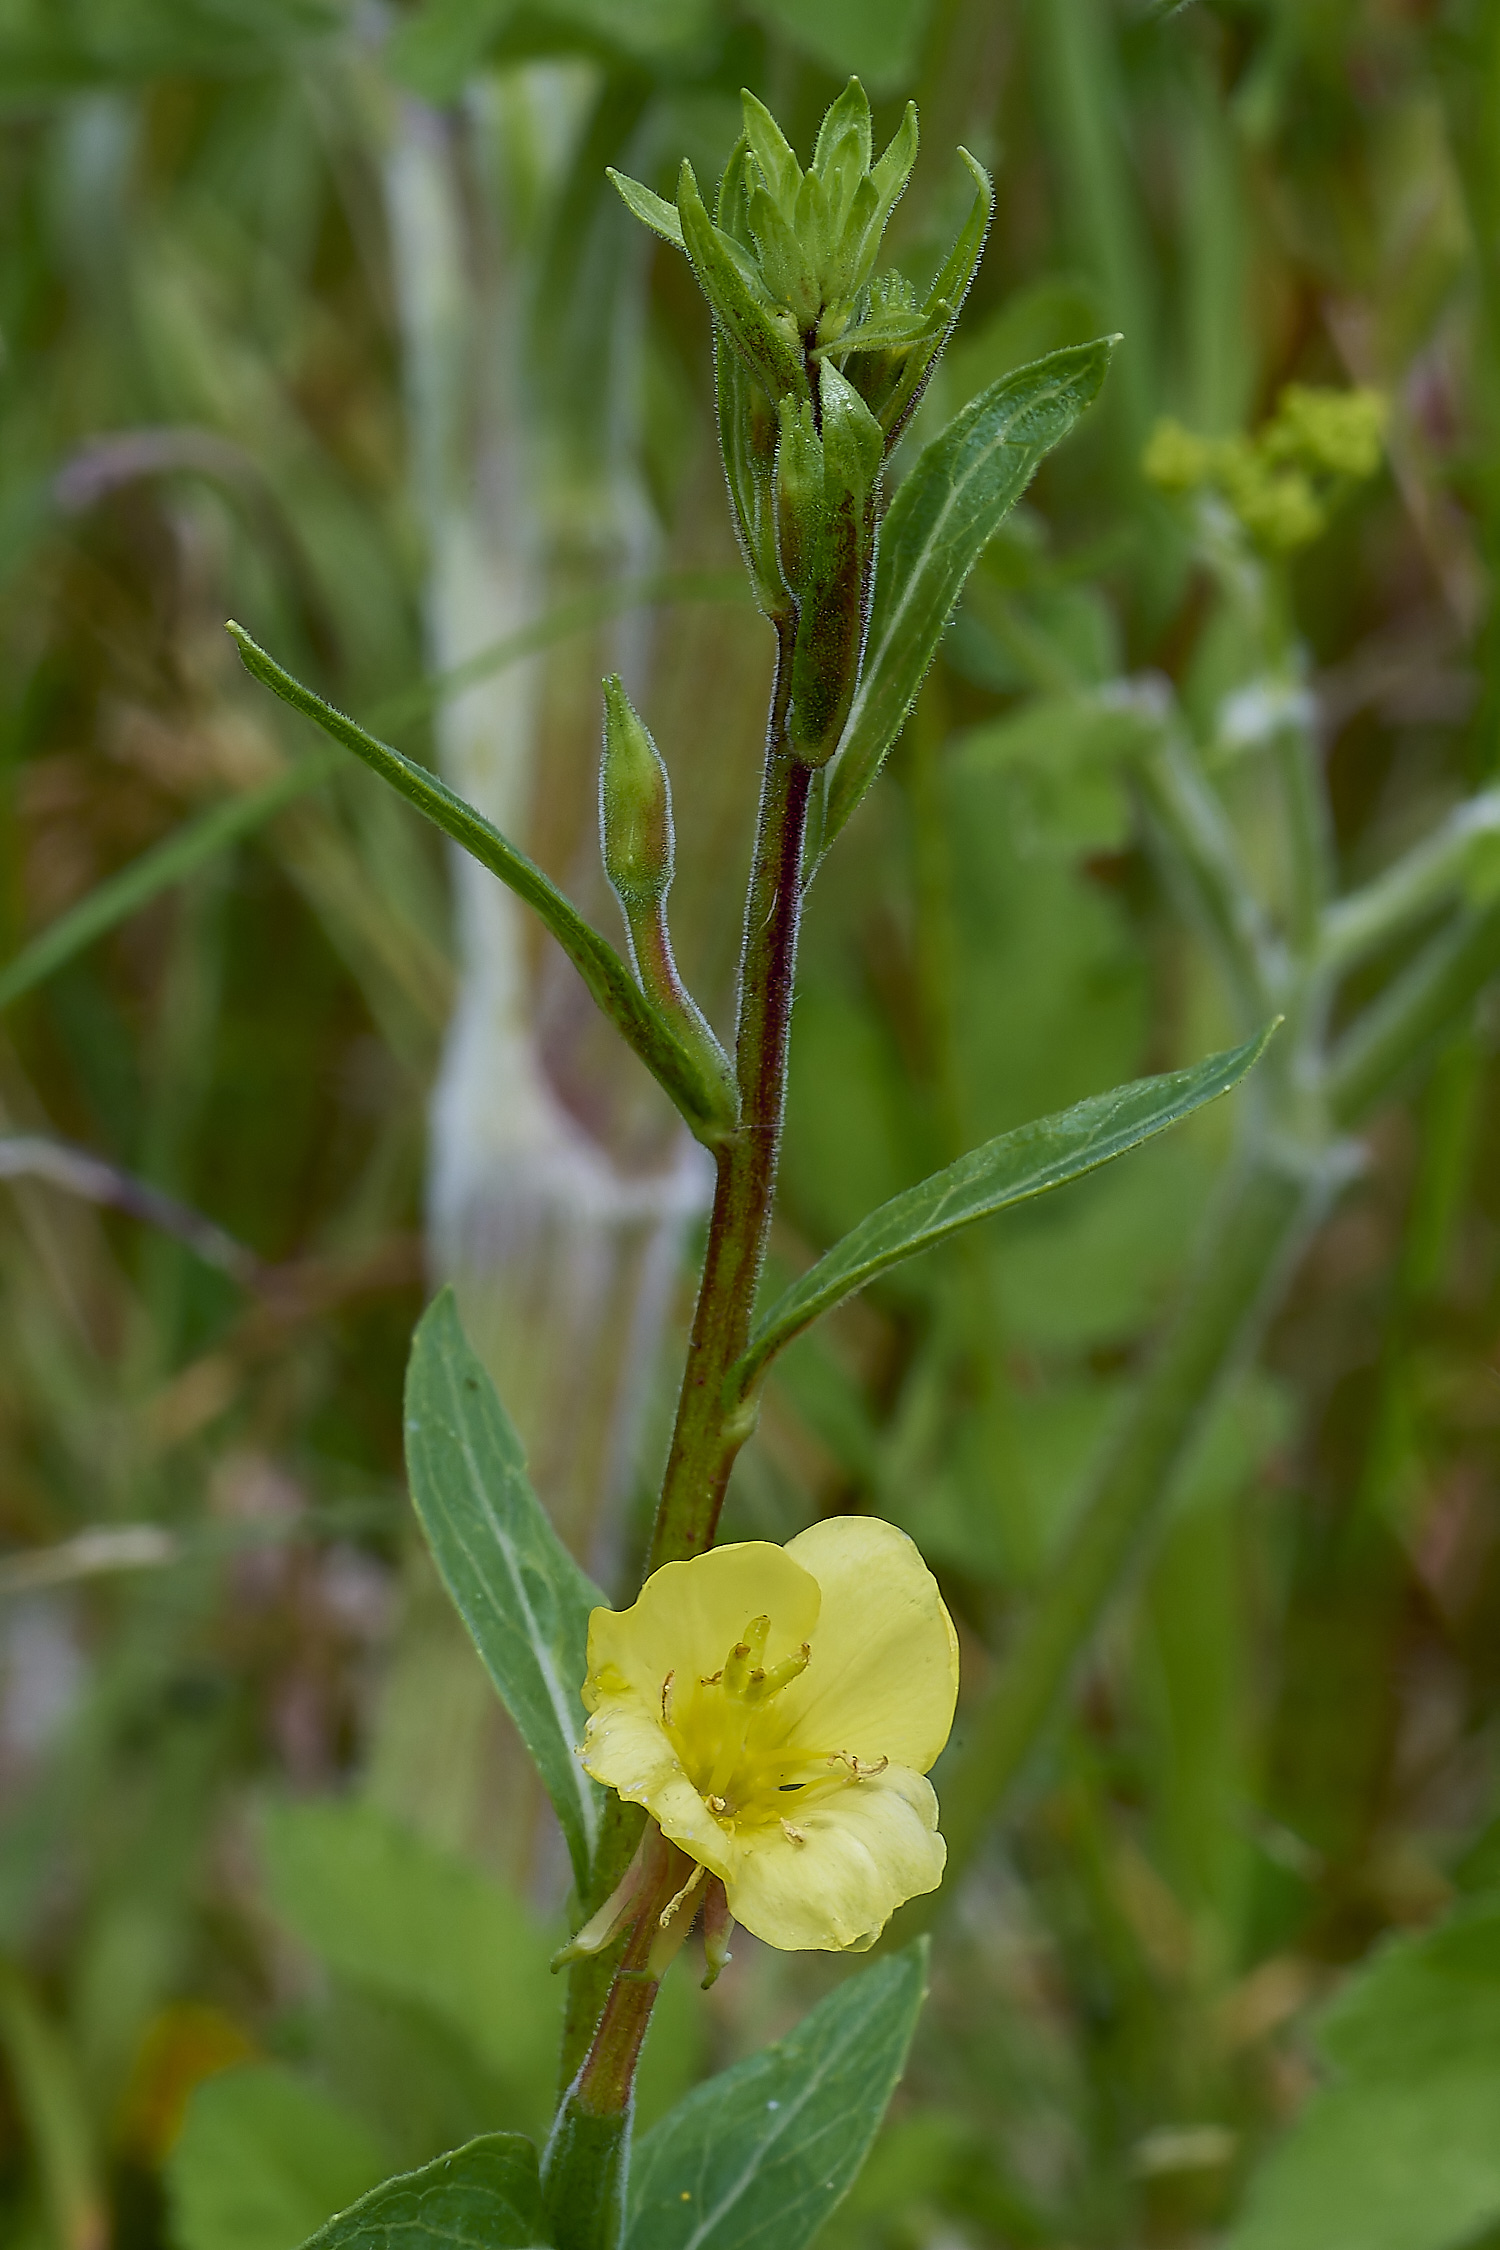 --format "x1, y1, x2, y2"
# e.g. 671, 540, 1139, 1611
818, 337, 1117, 861
676, 161, 809, 405
404, 1290, 605, 1891
227, 625, 736, 1148
625, 1943, 928, 2250
871, 147, 993, 443
605, 165, 684, 250
728, 1027, 1275, 1404
301, 2133, 547, 2250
